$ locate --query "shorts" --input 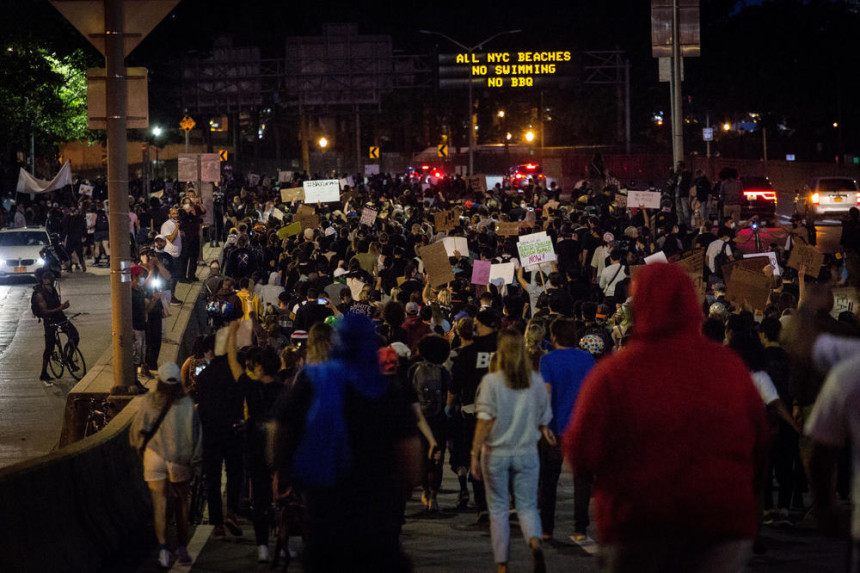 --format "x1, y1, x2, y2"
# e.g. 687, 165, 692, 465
143, 448, 192, 483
